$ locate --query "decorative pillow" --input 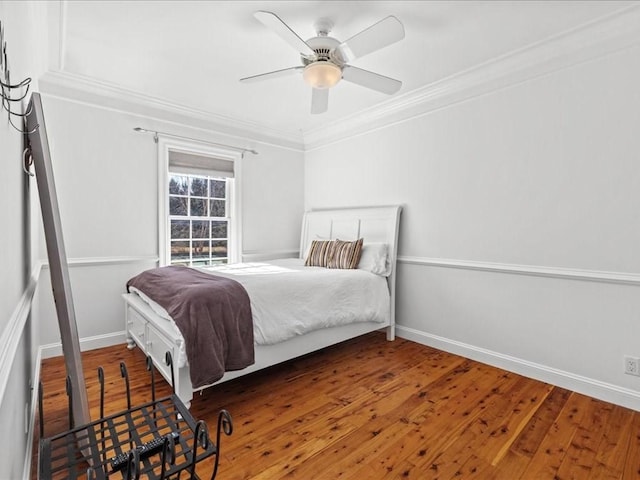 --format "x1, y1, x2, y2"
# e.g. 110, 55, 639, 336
358, 243, 391, 276
327, 238, 364, 269
304, 240, 334, 267
303, 235, 330, 260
